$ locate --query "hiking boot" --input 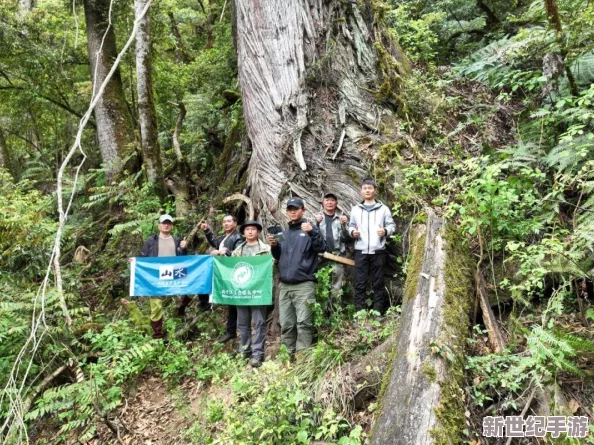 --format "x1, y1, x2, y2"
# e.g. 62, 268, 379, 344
150, 319, 165, 339
216, 332, 236, 343
249, 357, 264, 368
